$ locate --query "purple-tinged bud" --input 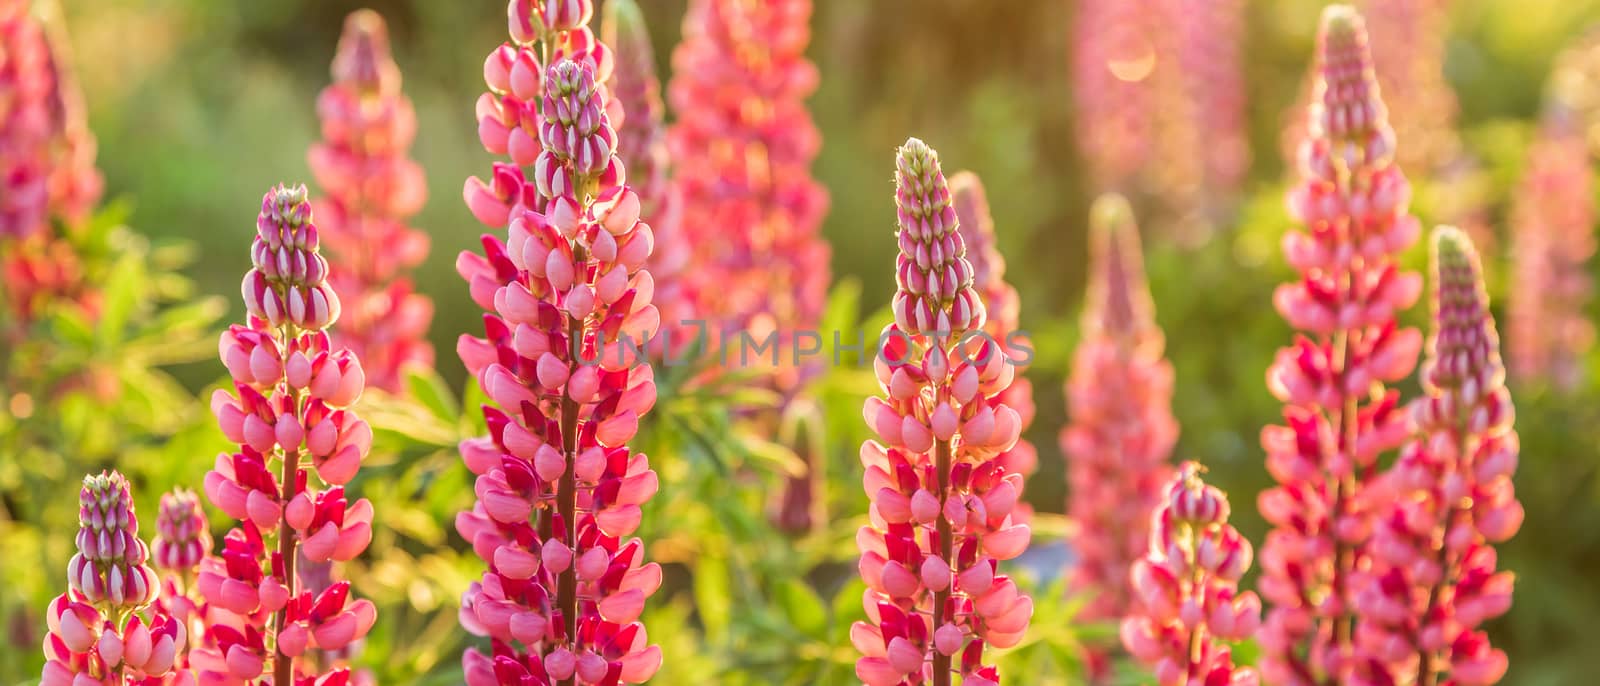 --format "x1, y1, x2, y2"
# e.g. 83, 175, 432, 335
892, 138, 985, 340
152, 488, 211, 573
246, 184, 342, 330
67, 471, 159, 612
